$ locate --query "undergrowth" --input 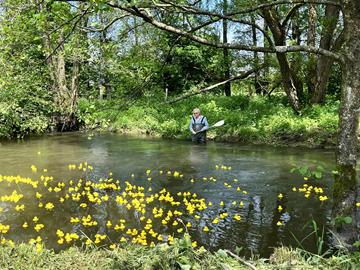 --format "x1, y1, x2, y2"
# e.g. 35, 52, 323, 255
77, 94, 339, 147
